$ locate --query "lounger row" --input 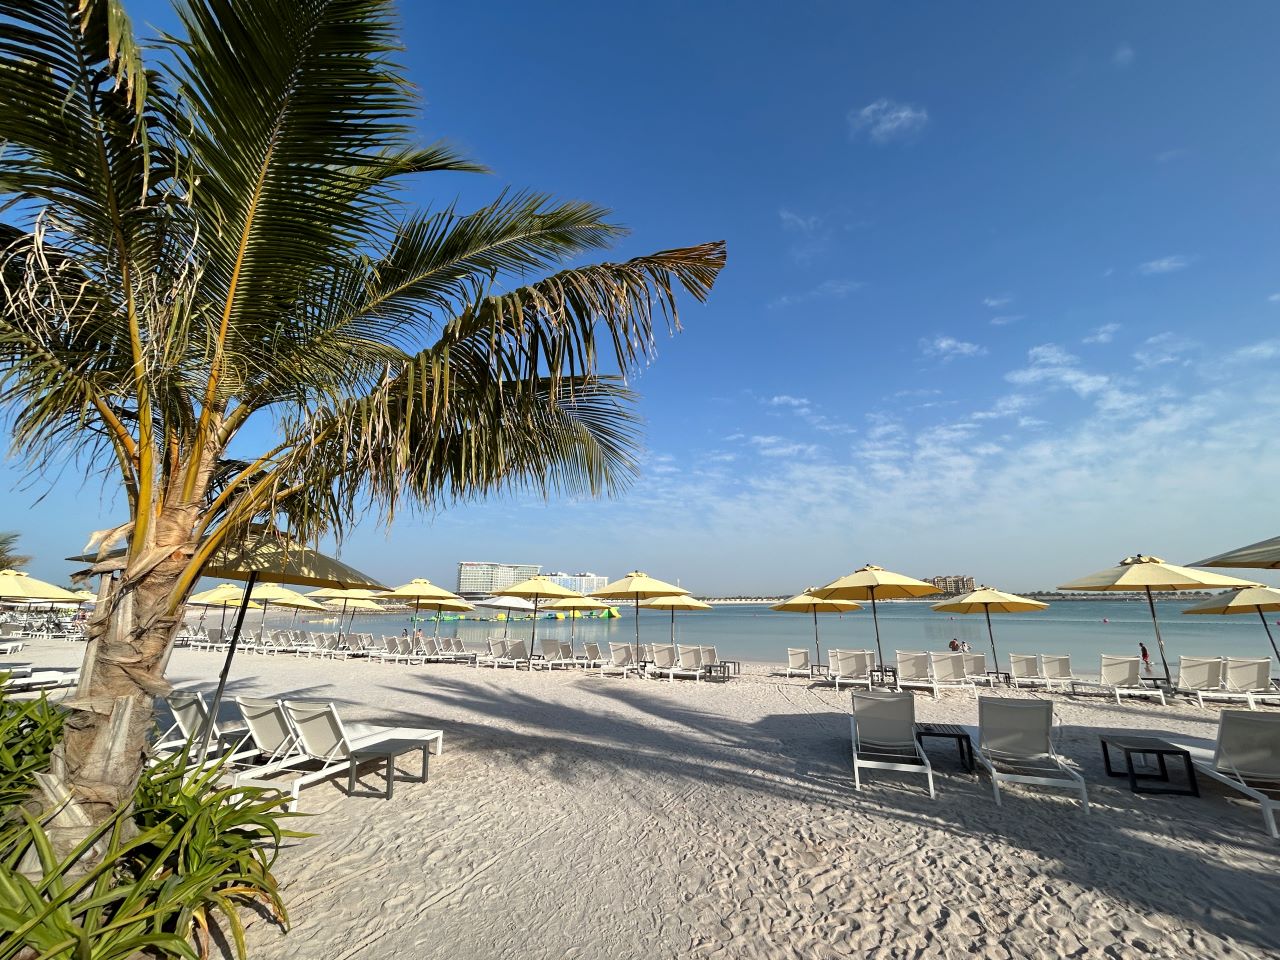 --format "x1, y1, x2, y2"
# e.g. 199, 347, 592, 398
158, 690, 443, 810
851, 692, 1280, 836
597, 642, 731, 680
